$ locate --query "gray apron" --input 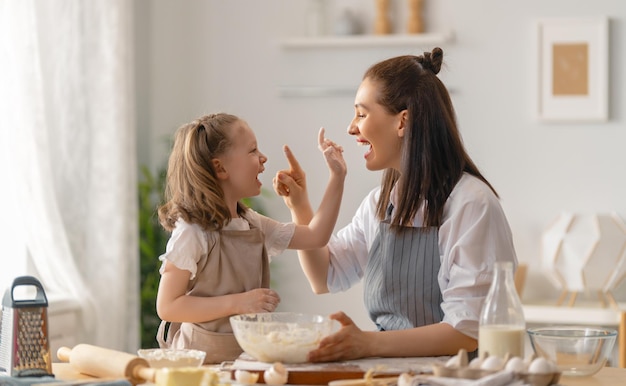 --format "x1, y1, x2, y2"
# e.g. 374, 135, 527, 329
364, 206, 444, 331
157, 220, 270, 364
